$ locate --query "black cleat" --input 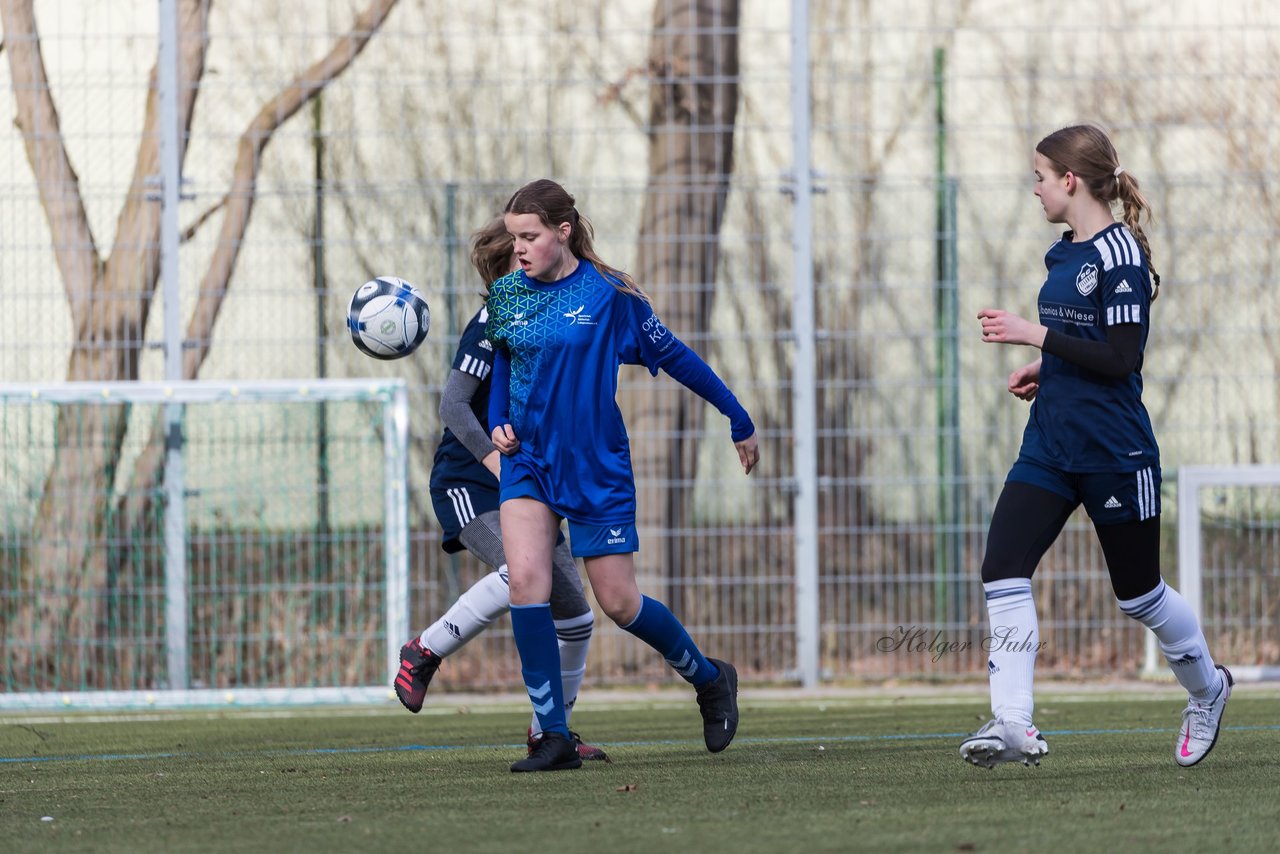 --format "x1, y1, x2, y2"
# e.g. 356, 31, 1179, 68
511, 730, 583, 772
528, 728, 611, 762
695, 658, 739, 753
394, 637, 442, 713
